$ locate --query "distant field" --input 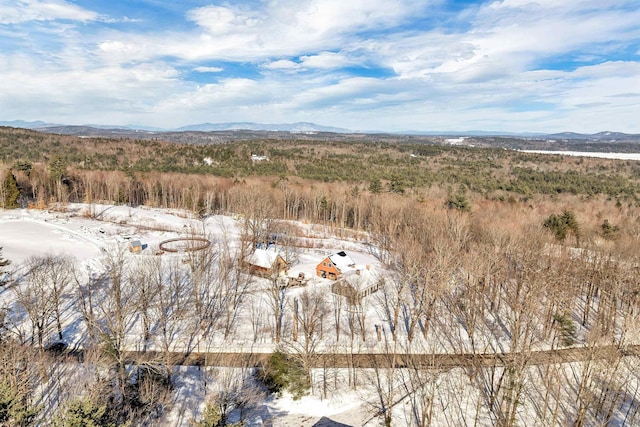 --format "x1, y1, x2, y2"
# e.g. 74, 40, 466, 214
521, 150, 640, 160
